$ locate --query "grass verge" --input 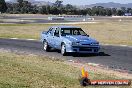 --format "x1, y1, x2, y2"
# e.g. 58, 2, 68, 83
0, 52, 131, 88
